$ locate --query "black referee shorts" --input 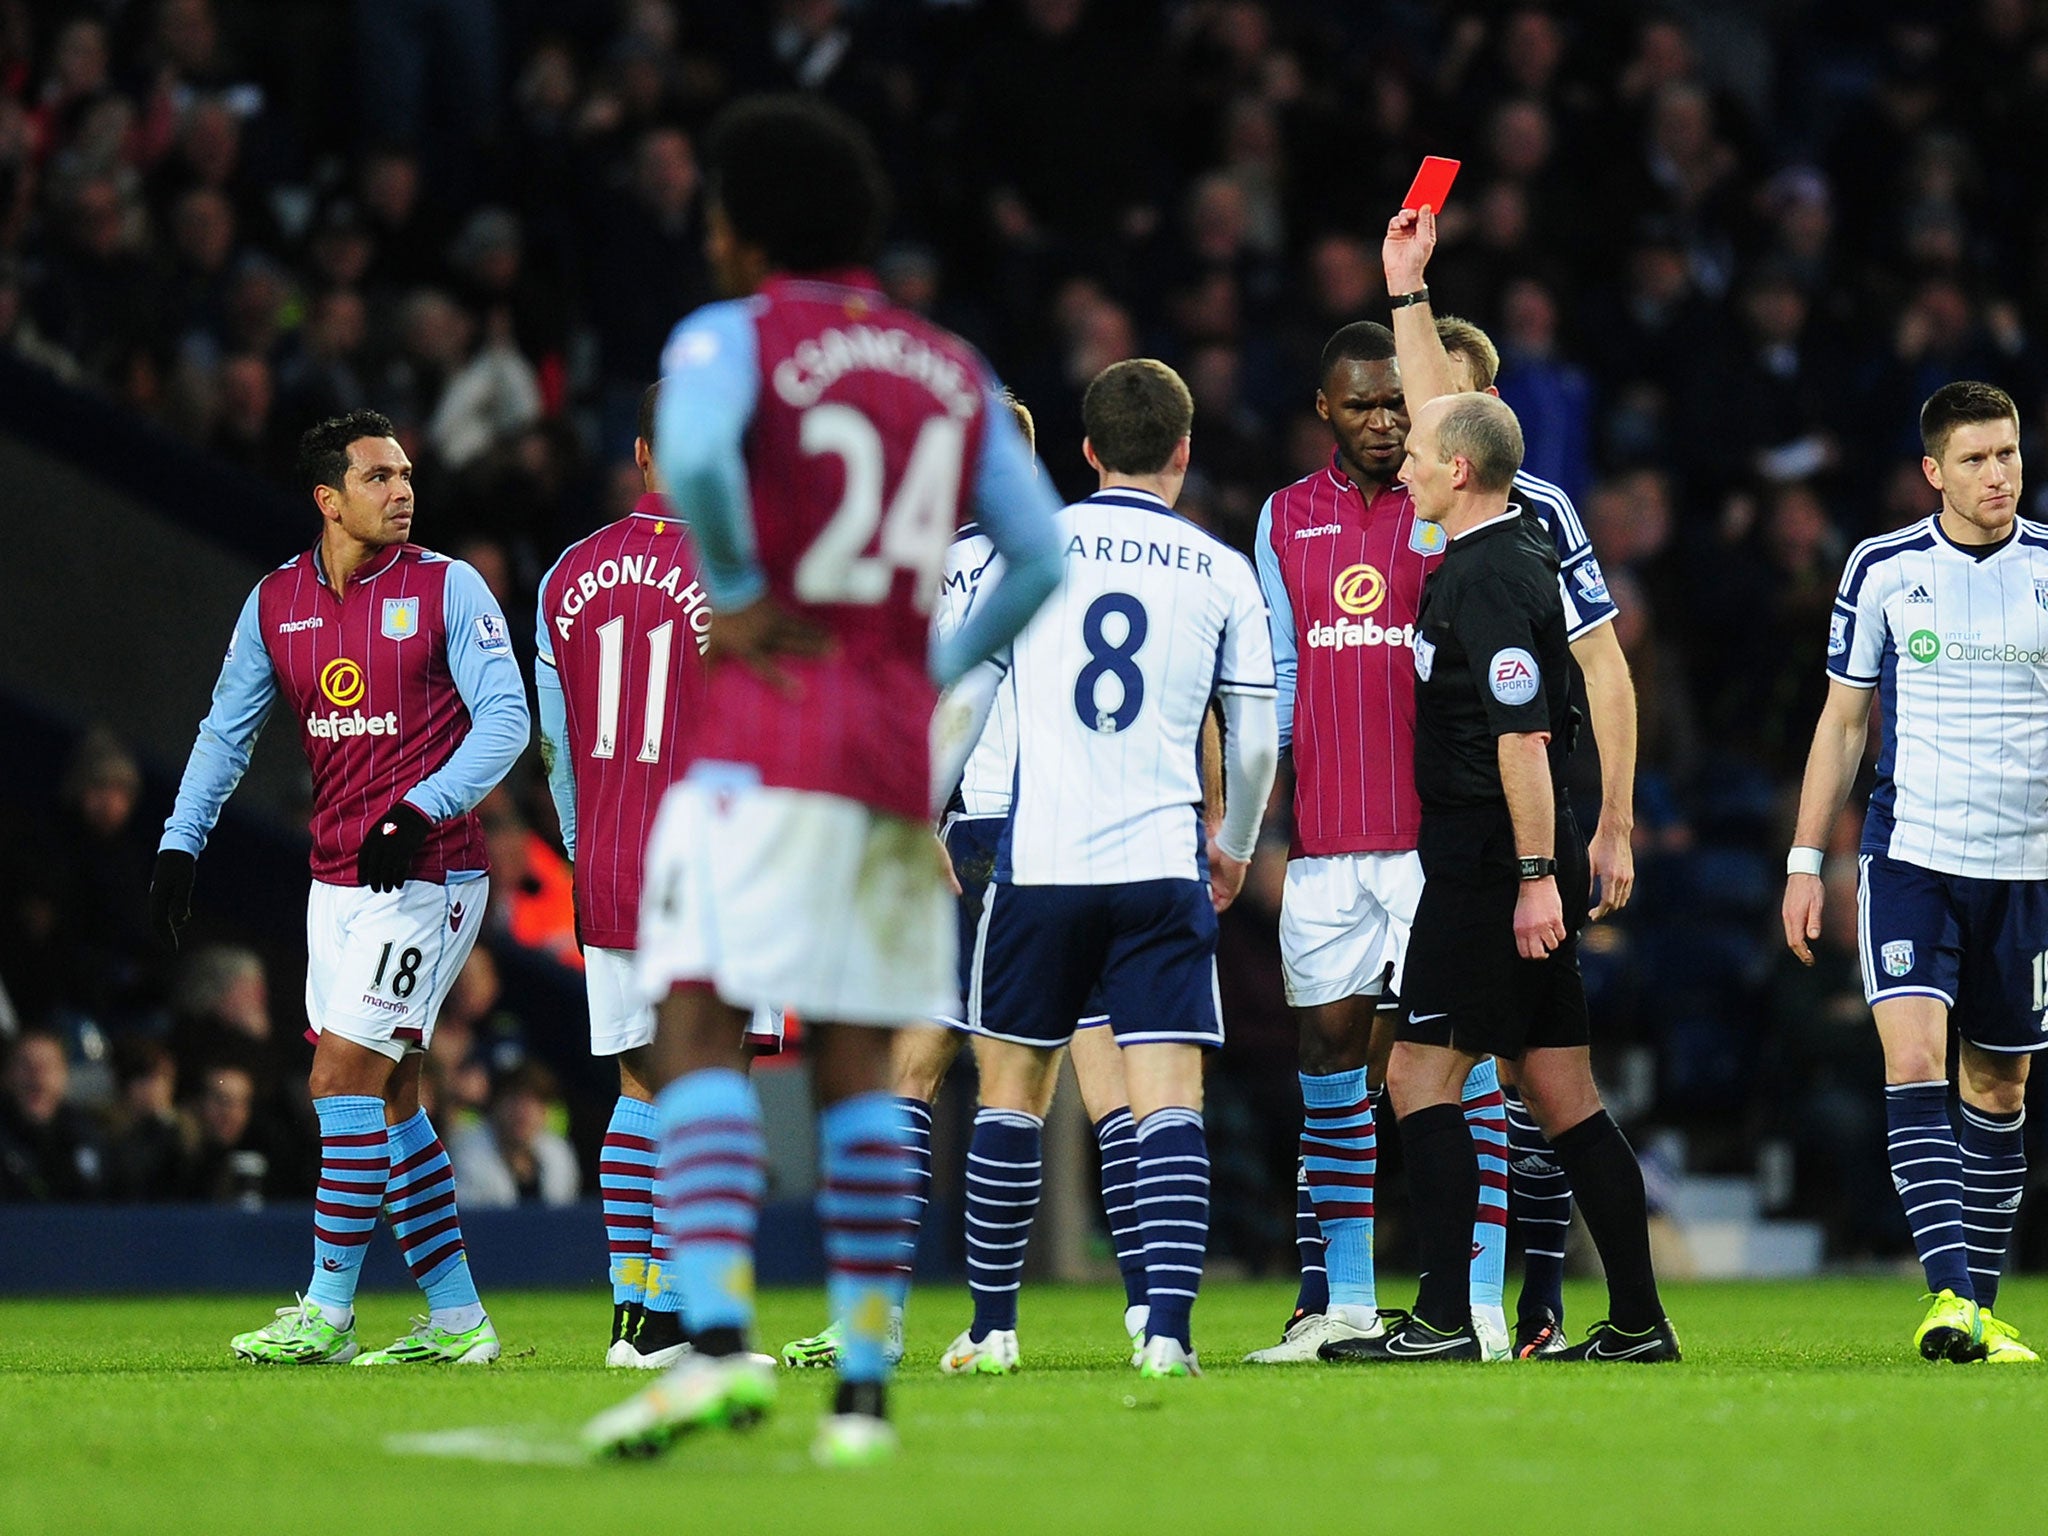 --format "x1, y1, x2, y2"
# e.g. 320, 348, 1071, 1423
1398, 804, 1591, 1060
